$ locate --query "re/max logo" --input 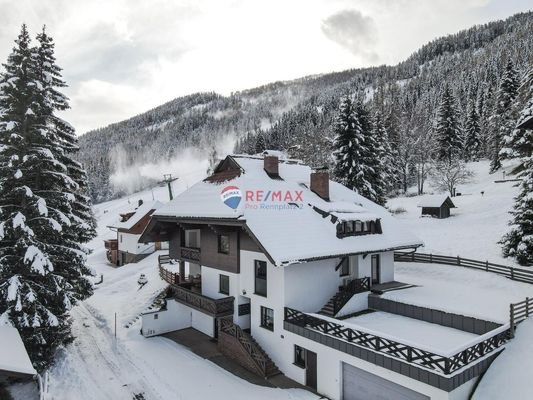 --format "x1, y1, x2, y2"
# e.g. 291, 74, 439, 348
245, 190, 303, 202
